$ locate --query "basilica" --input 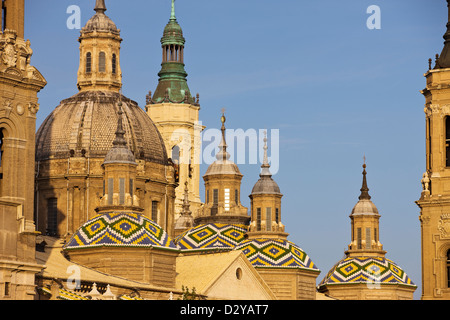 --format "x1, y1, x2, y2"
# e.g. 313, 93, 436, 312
5, 0, 450, 300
